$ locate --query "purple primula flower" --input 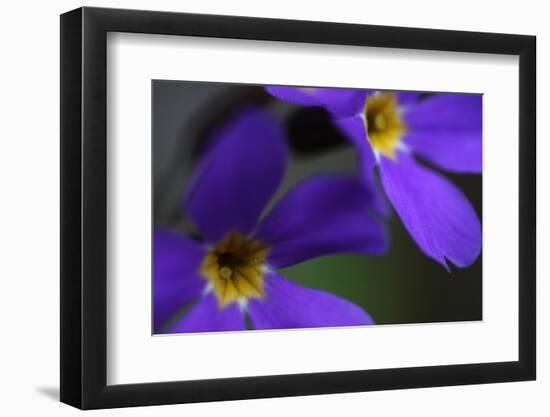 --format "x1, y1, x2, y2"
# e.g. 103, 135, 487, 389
154, 108, 387, 334
266, 87, 482, 270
